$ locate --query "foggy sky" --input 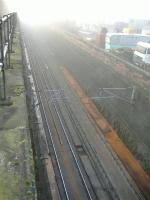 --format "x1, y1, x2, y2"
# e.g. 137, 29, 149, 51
3, 0, 150, 24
